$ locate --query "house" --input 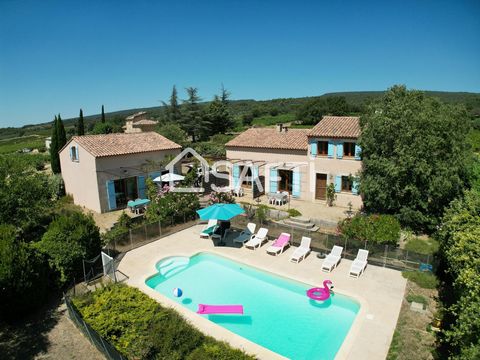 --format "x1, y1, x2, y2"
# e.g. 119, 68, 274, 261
225, 116, 362, 208
123, 112, 158, 133
59, 132, 181, 213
